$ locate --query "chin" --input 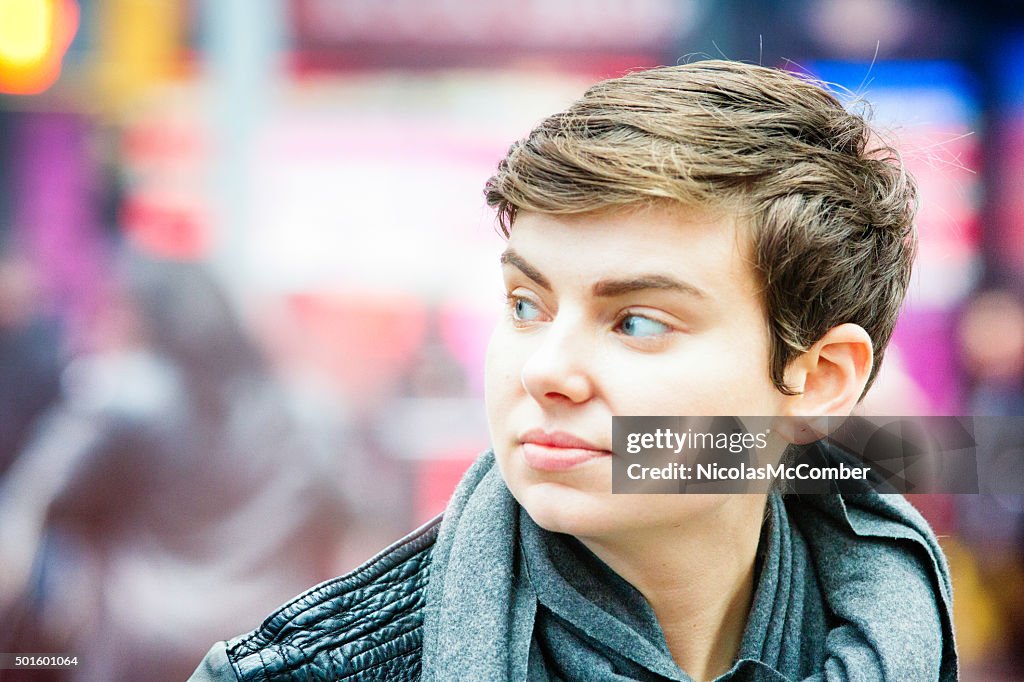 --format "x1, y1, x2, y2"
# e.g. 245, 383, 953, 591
514, 483, 624, 539
495, 446, 636, 539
